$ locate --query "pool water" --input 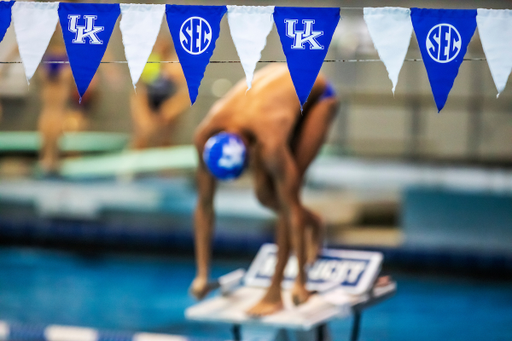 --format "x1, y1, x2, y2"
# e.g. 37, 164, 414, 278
0, 247, 511, 341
